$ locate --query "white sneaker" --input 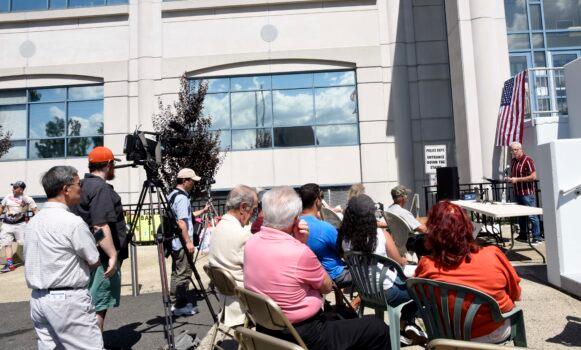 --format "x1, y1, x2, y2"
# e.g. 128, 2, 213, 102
171, 302, 193, 312
404, 324, 428, 345
172, 304, 198, 316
